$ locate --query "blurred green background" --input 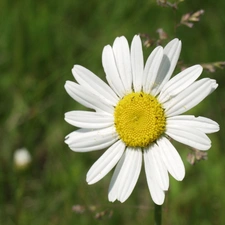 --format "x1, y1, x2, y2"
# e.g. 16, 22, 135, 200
0, 0, 225, 224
